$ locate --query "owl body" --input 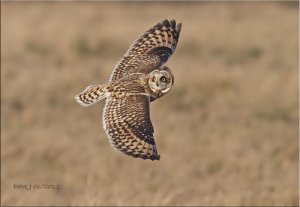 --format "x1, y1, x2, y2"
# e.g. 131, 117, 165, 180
75, 19, 181, 160
75, 66, 174, 107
